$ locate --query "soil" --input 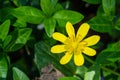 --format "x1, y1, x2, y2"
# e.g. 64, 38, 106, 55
35, 65, 64, 80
